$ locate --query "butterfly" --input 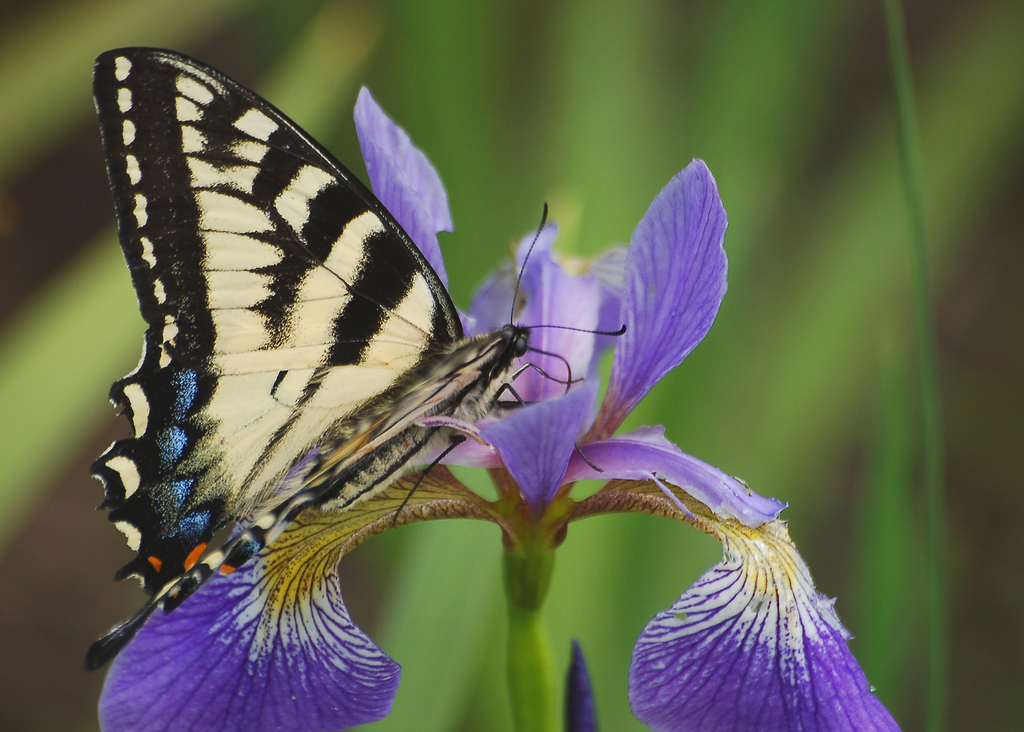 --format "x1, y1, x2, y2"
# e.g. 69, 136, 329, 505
87, 48, 528, 669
